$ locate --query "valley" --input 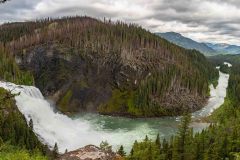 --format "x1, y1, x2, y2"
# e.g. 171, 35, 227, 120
0, 13, 239, 160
